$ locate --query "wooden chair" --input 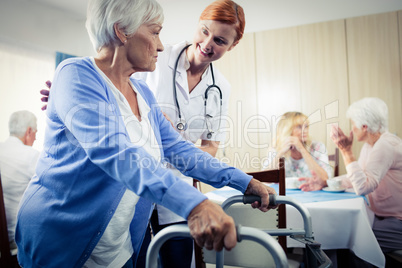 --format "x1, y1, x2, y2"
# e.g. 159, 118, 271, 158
328, 148, 339, 177
194, 157, 286, 268
0, 173, 19, 267
246, 157, 286, 252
